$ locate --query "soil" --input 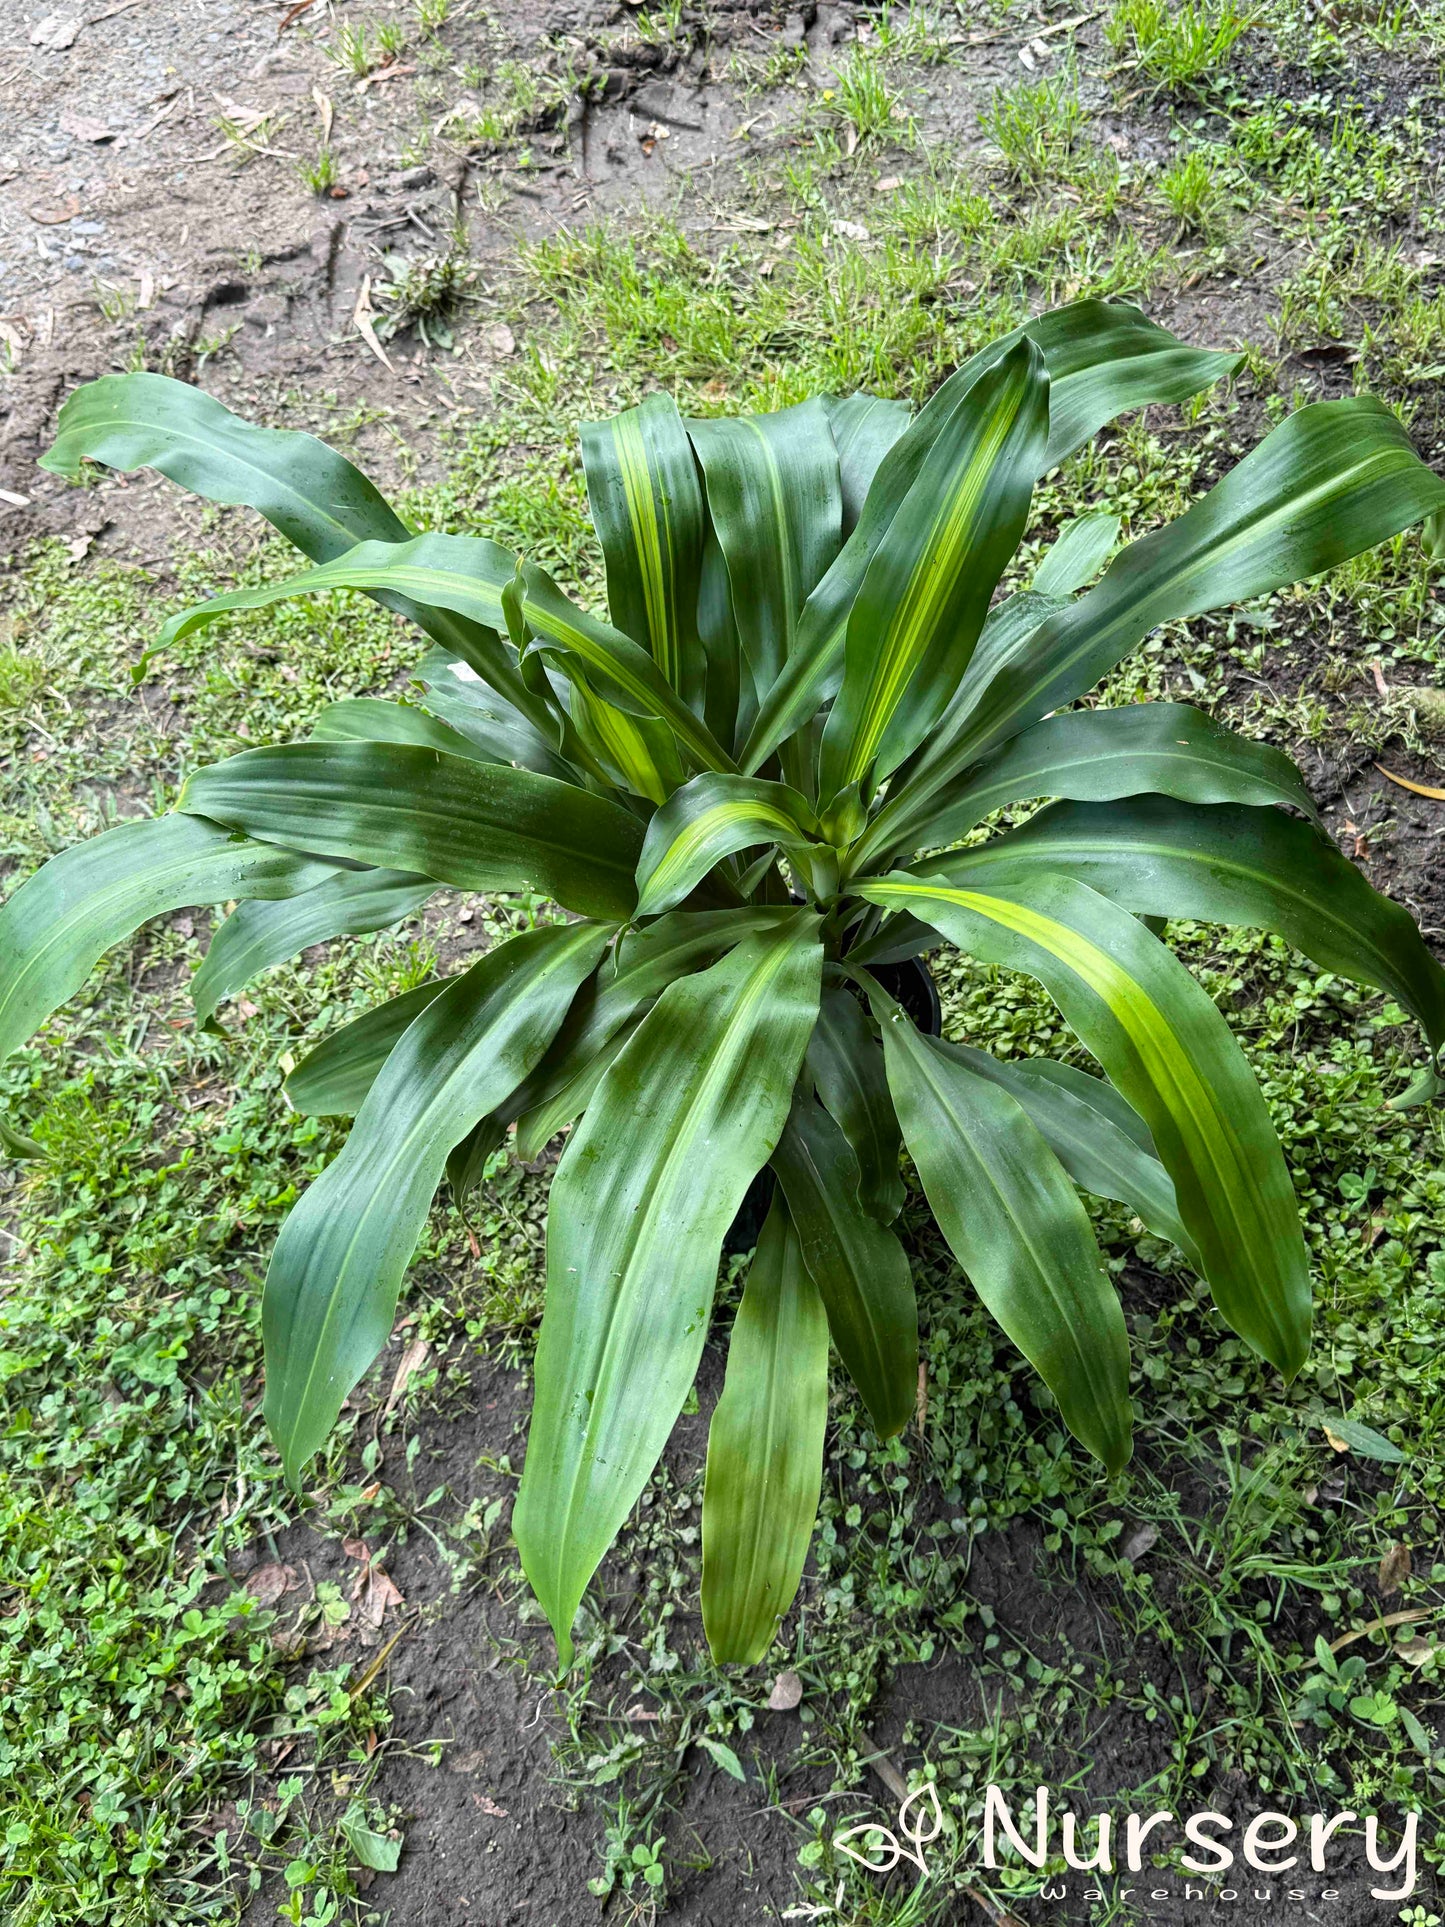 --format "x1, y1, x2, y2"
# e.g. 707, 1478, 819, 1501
3, 0, 1444, 1922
